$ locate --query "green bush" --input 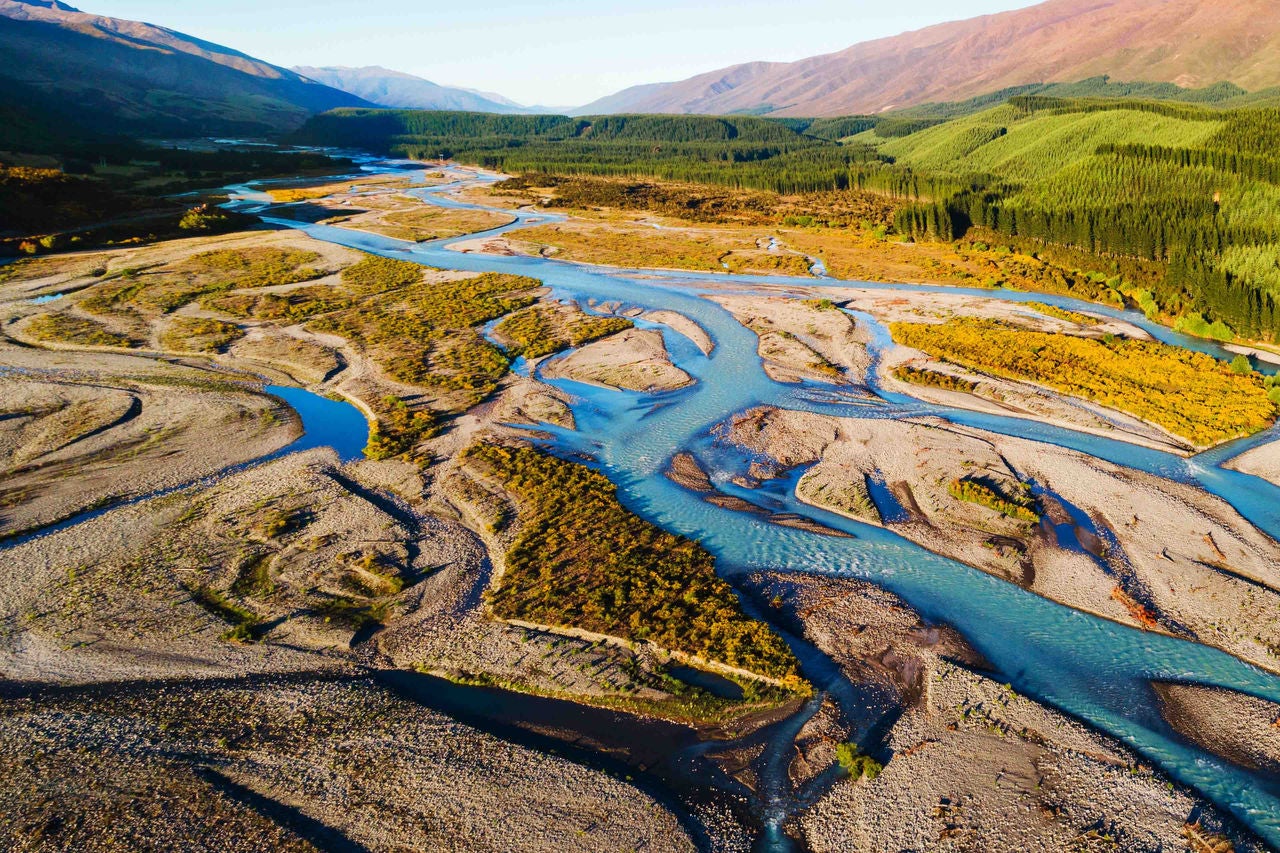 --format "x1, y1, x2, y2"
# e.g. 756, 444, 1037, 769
364, 395, 439, 460
835, 743, 883, 780
188, 585, 260, 643
948, 477, 1040, 524
1175, 312, 1236, 342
